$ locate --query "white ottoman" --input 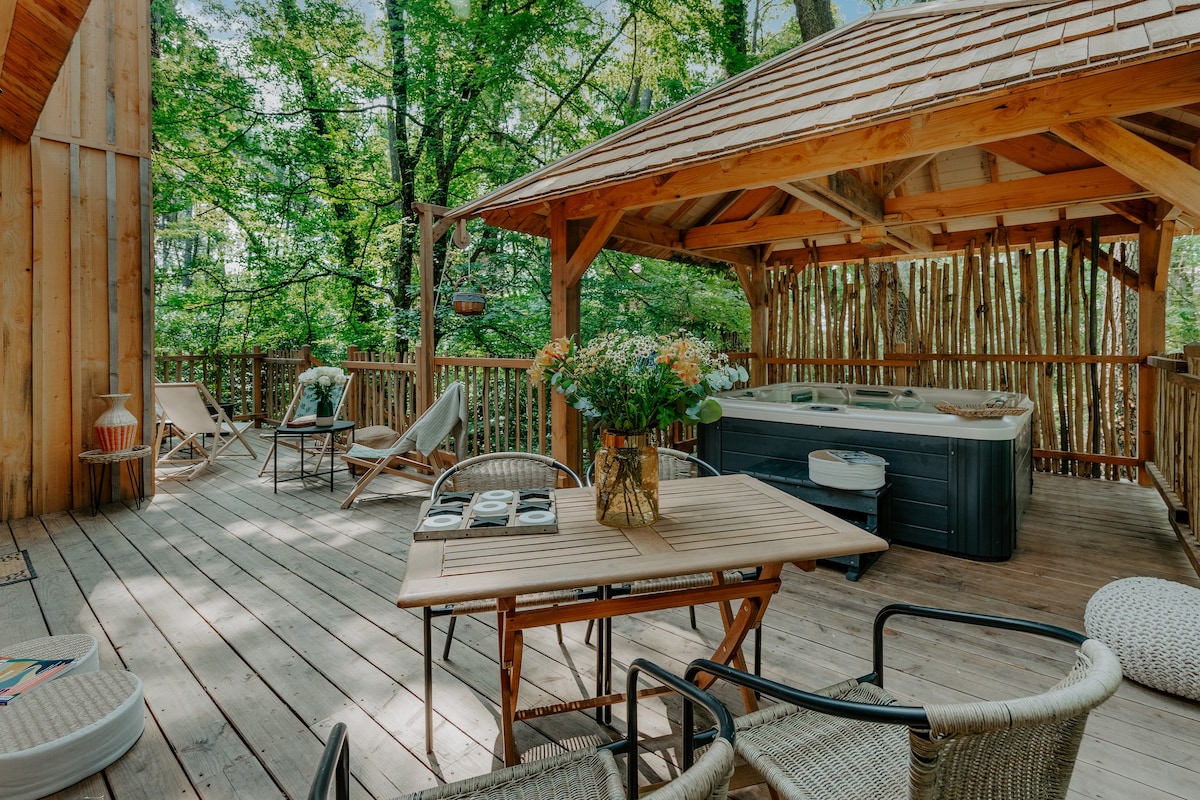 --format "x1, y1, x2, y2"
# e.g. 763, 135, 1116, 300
1084, 577, 1200, 700
0, 670, 145, 800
